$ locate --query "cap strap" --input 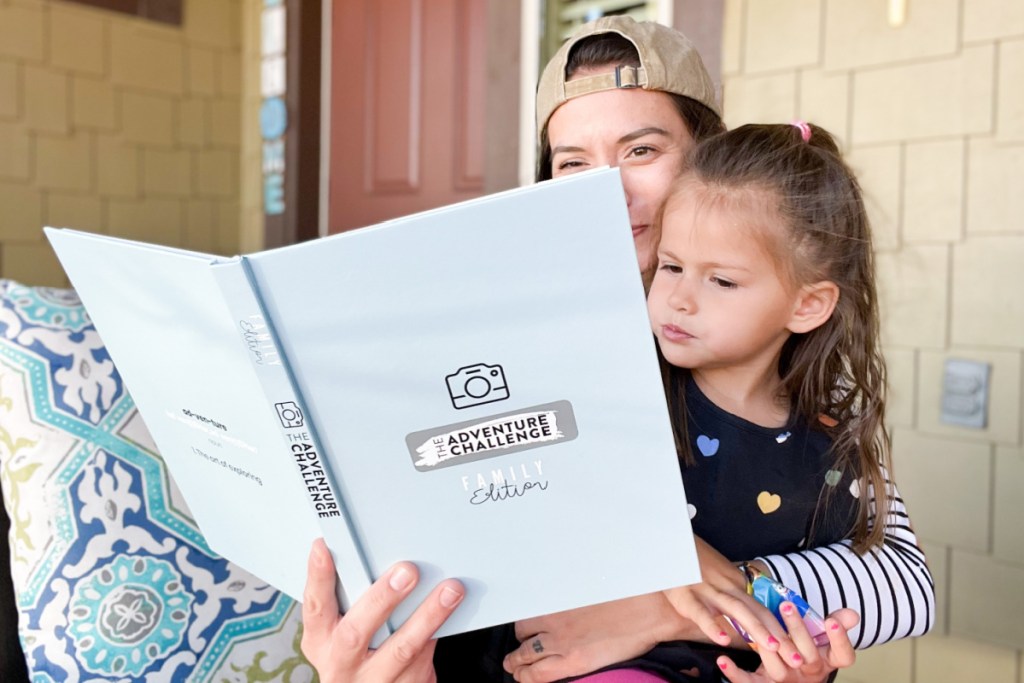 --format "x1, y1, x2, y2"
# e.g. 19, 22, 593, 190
564, 65, 649, 100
